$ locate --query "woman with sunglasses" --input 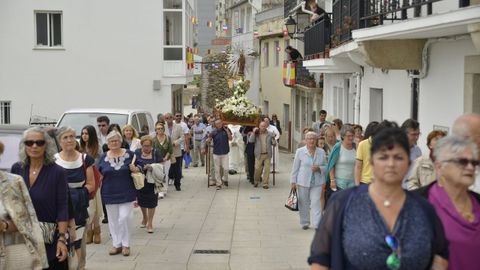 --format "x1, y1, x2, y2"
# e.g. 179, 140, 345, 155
309, 125, 448, 270
79, 125, 103, 244
11, 127, 69, 269
416, 136, 480, 269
